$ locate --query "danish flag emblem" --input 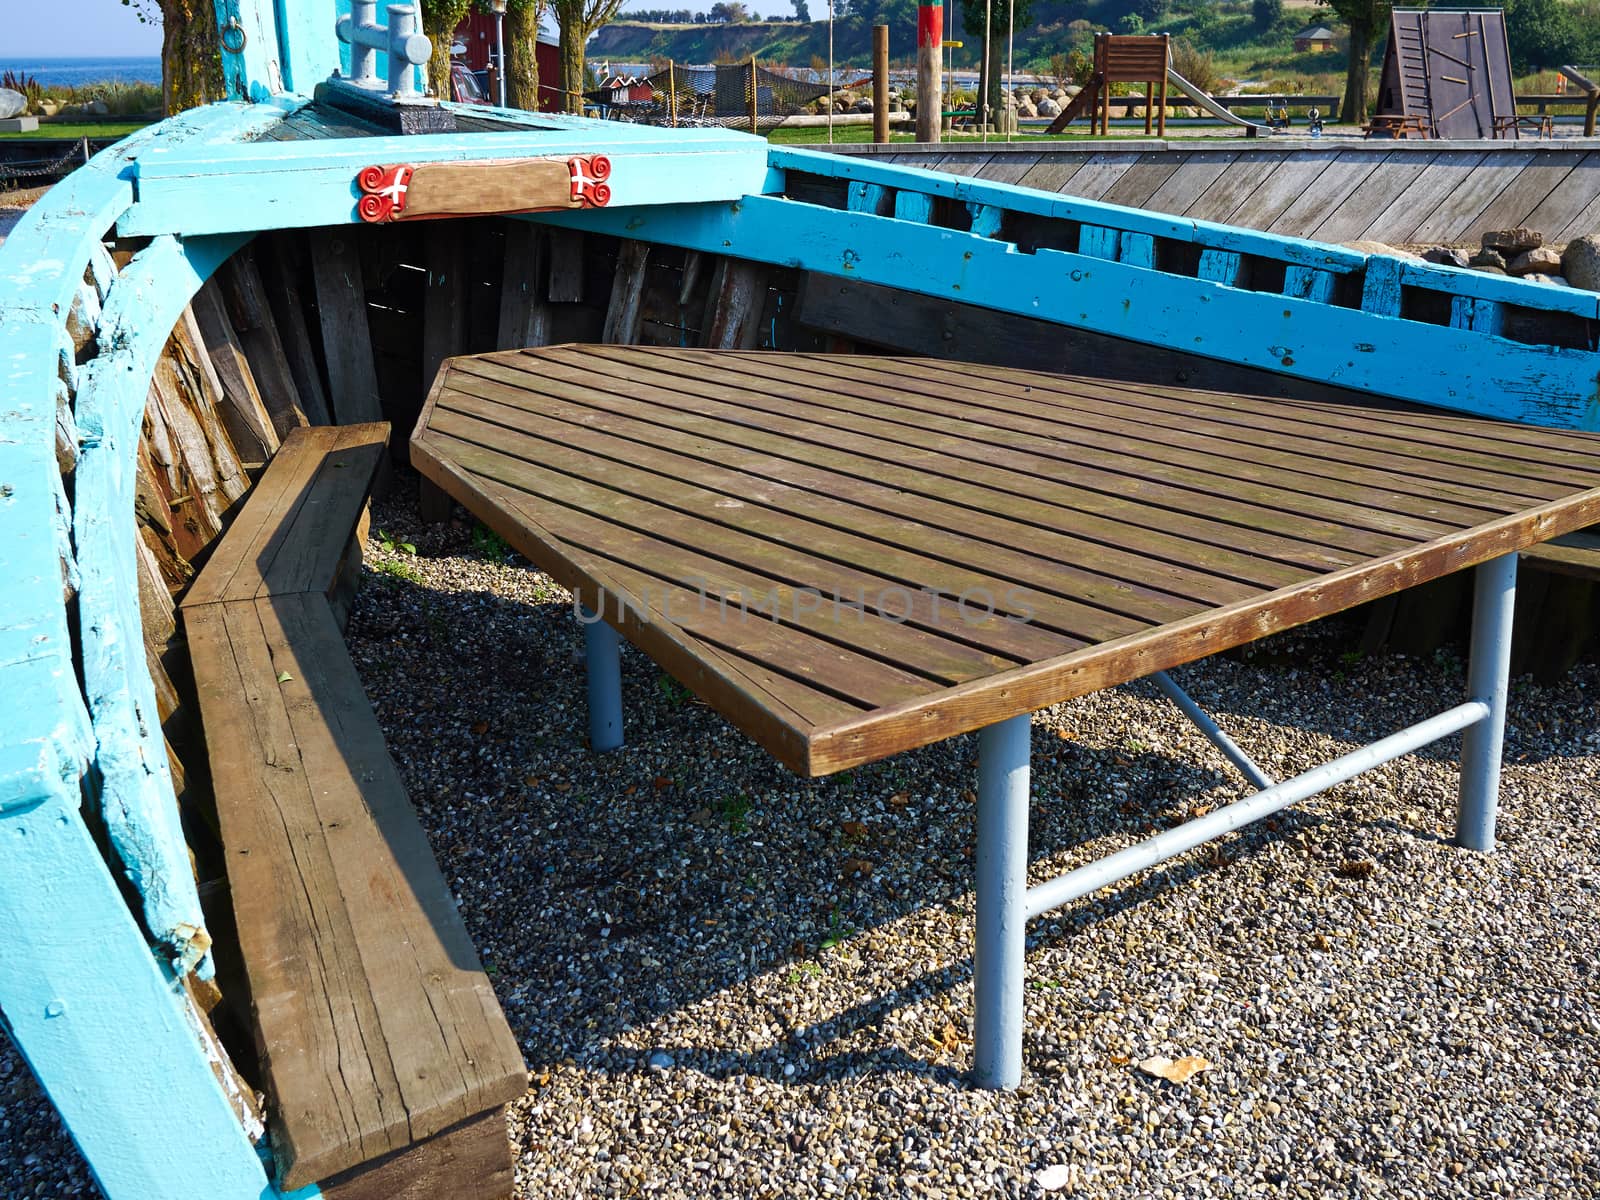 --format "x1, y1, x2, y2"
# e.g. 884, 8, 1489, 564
568, 155, 613, 207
